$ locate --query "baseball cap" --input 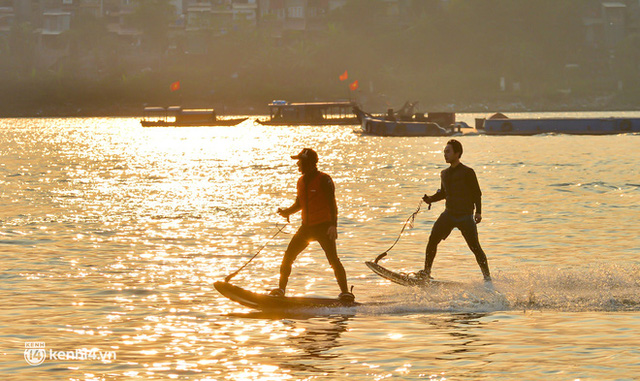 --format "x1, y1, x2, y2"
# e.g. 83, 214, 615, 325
291, 148, 318, 163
